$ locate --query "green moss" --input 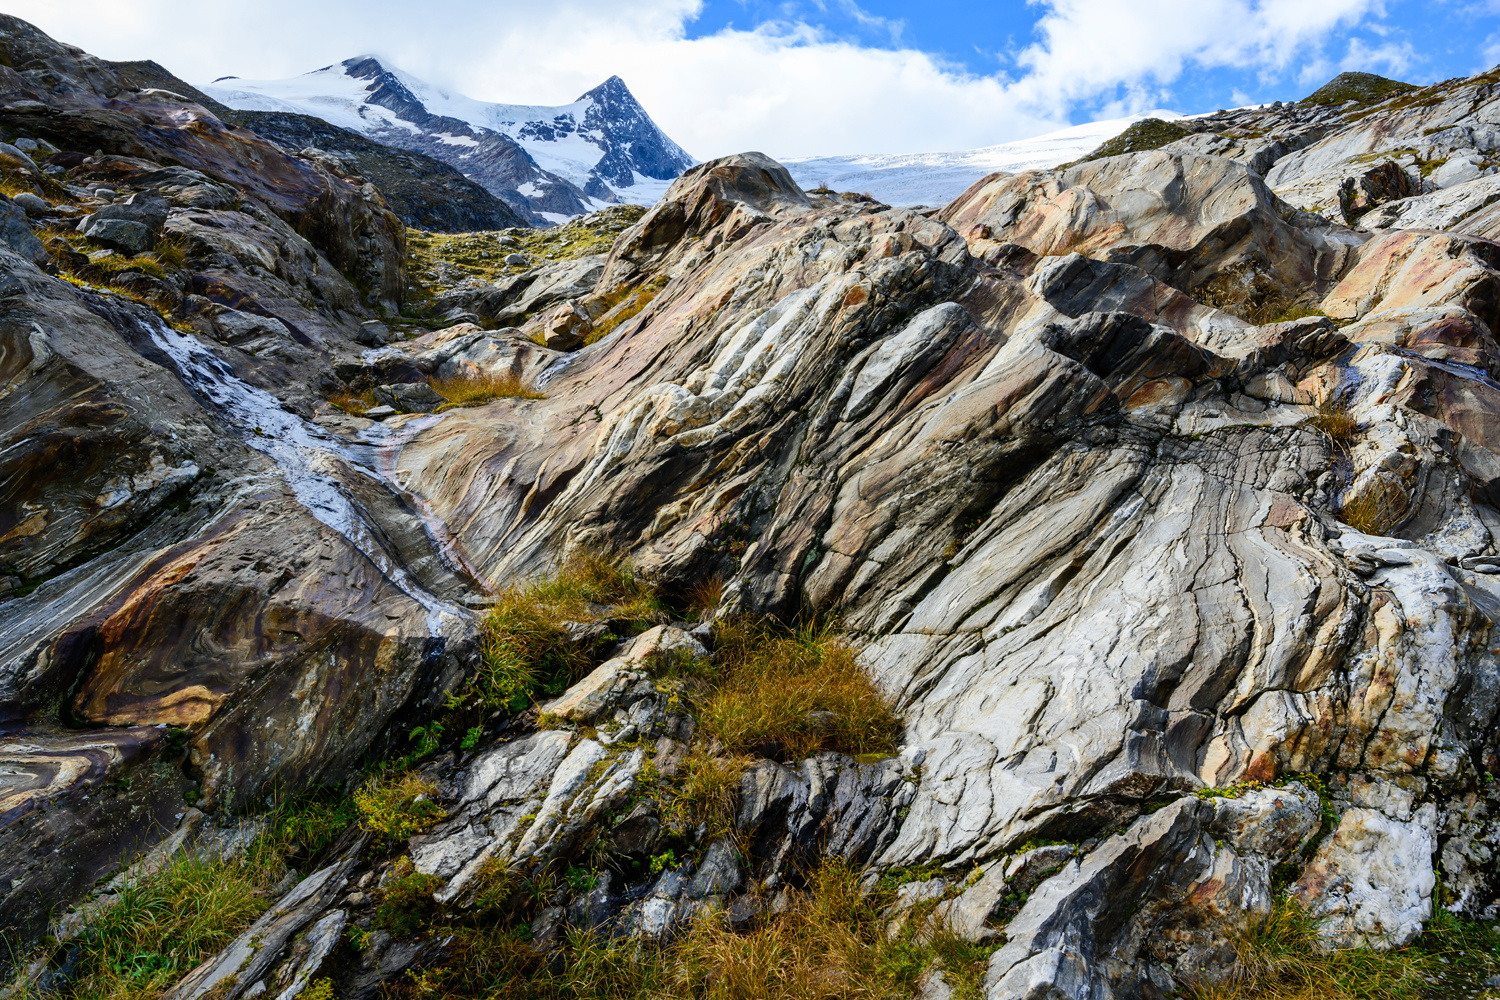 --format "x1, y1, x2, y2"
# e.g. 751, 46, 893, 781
1076, 118, 1192, 163
405, 204, 648, 308
1302, 71, 1418, 109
